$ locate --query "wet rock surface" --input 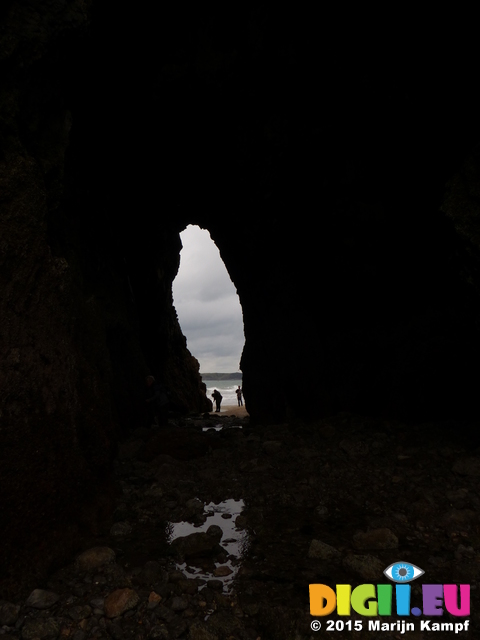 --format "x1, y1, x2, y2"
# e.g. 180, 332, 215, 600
2, 413, 479, 639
